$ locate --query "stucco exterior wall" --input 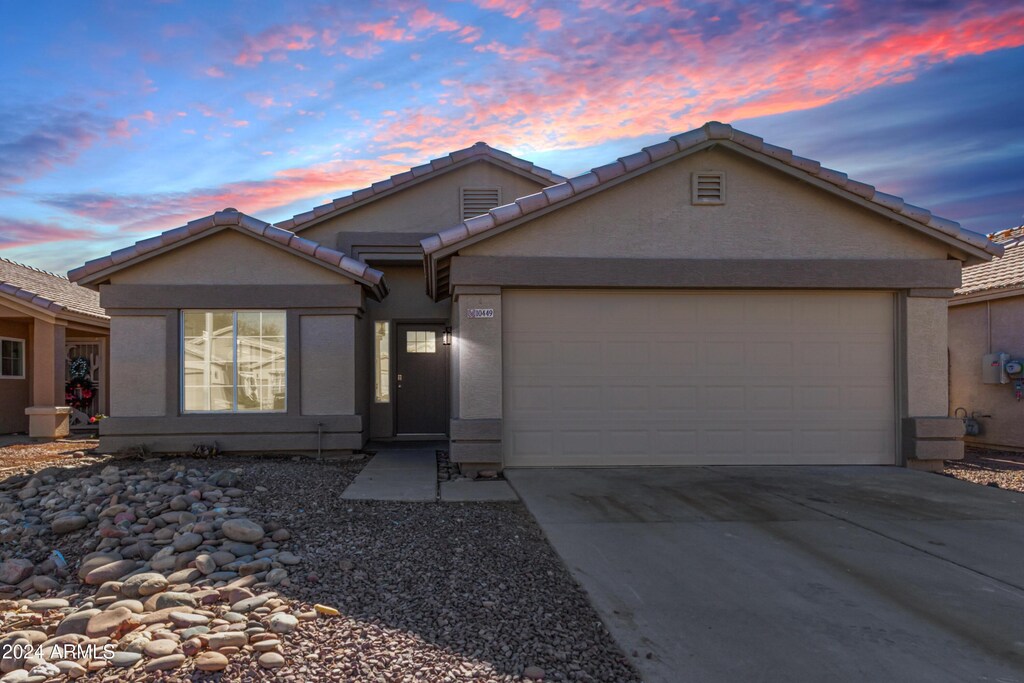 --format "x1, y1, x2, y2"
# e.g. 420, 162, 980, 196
301, 315, 354, 415
300, 161, 548, 246
110, 316, 166, 417
110, 229, 352, 286
0, 317, 31, 433
905, 296, 949, 416
462, 148, 949, 261
949, 296, 1024, 449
